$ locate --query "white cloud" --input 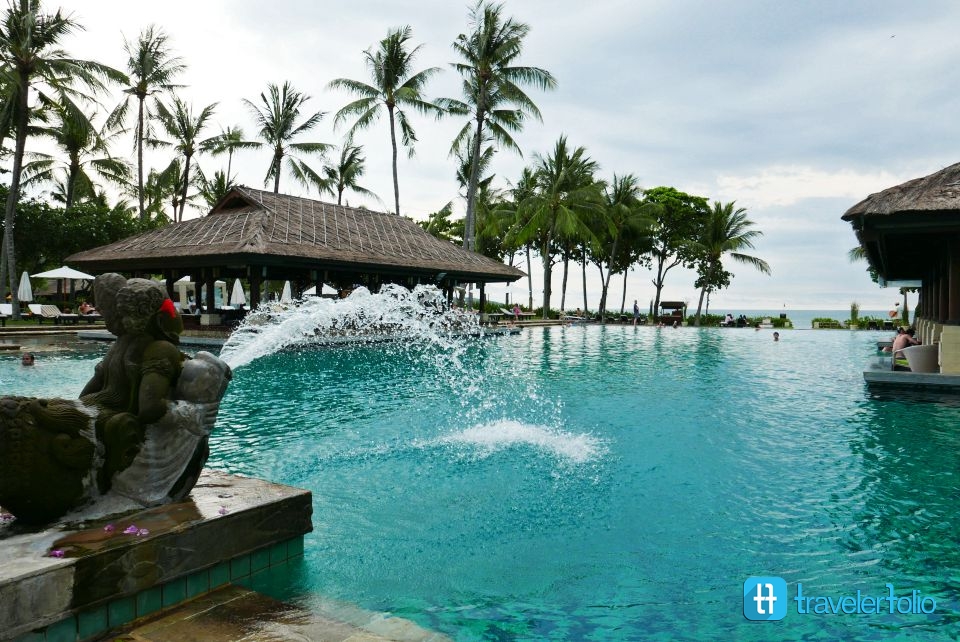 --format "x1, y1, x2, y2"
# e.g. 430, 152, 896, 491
714, 166, 914, 209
